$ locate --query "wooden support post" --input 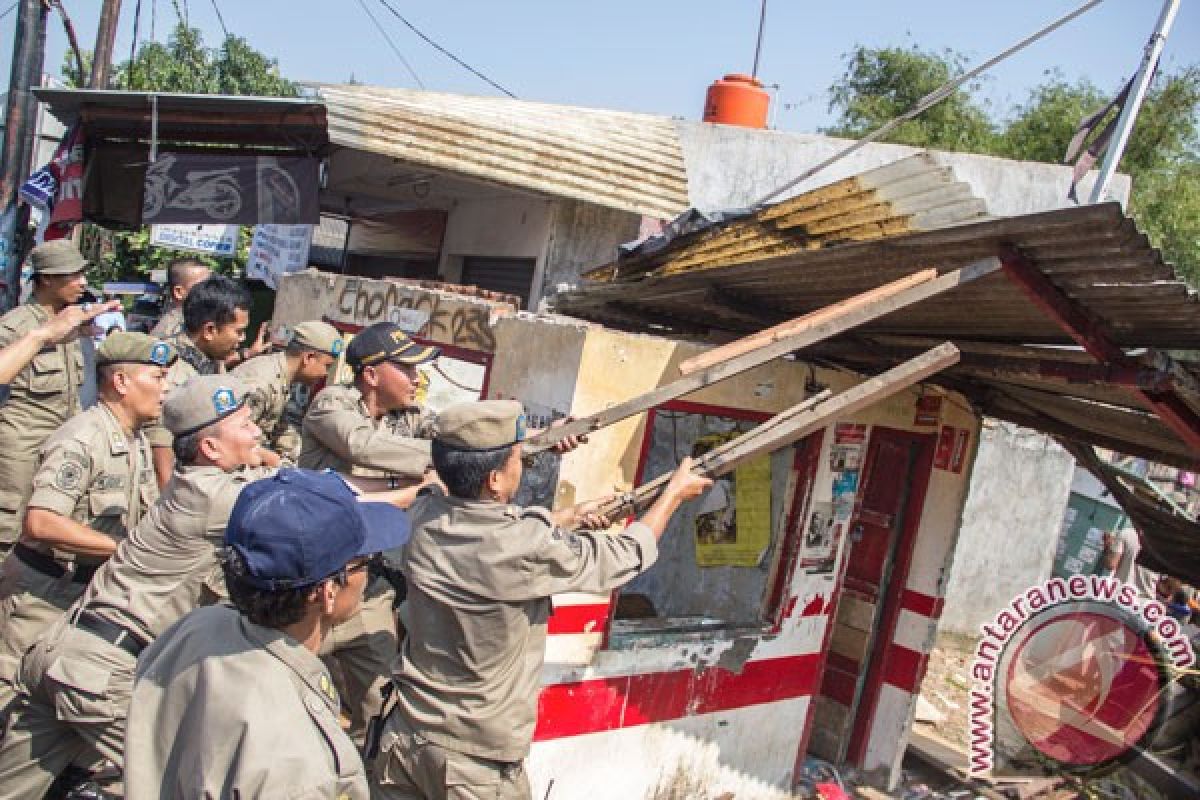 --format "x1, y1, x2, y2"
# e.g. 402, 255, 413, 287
678, 267, 938, 375
582, 342, 960, 521
523, 260, 996, 454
